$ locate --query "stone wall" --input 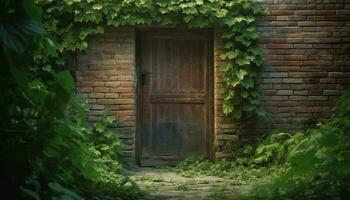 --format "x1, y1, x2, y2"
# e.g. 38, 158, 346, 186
76, 0, 350, 162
